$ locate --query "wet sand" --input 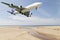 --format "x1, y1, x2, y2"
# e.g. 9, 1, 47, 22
0, 26, 60, 40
